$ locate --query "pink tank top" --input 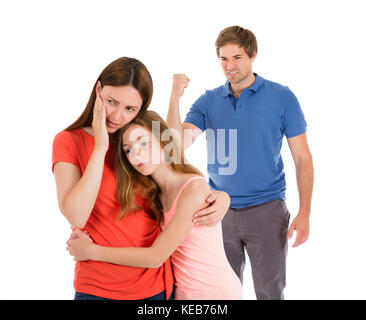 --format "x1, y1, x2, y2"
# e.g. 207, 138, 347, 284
161, 176, 242, 300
